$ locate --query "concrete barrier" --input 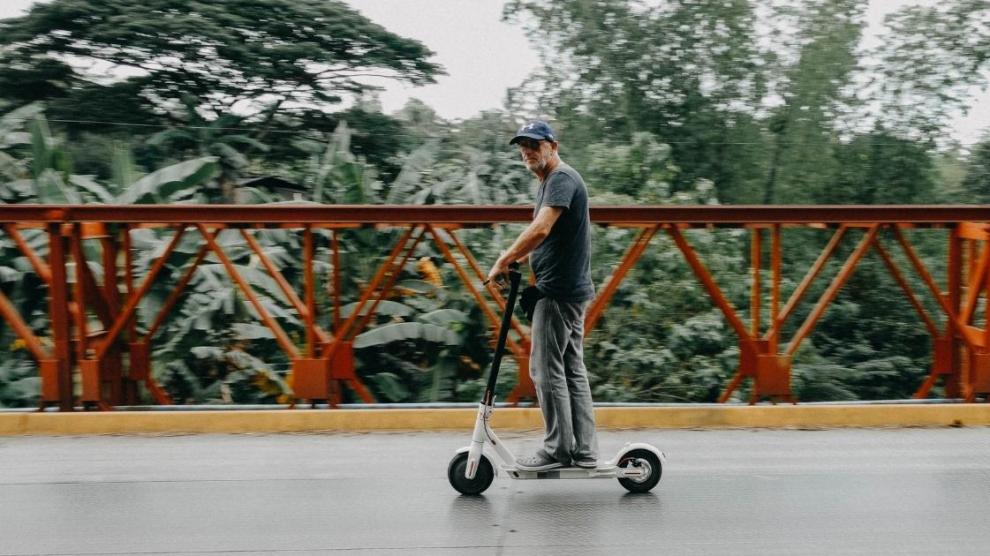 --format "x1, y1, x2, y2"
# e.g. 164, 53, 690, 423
1, 404, 989, 435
